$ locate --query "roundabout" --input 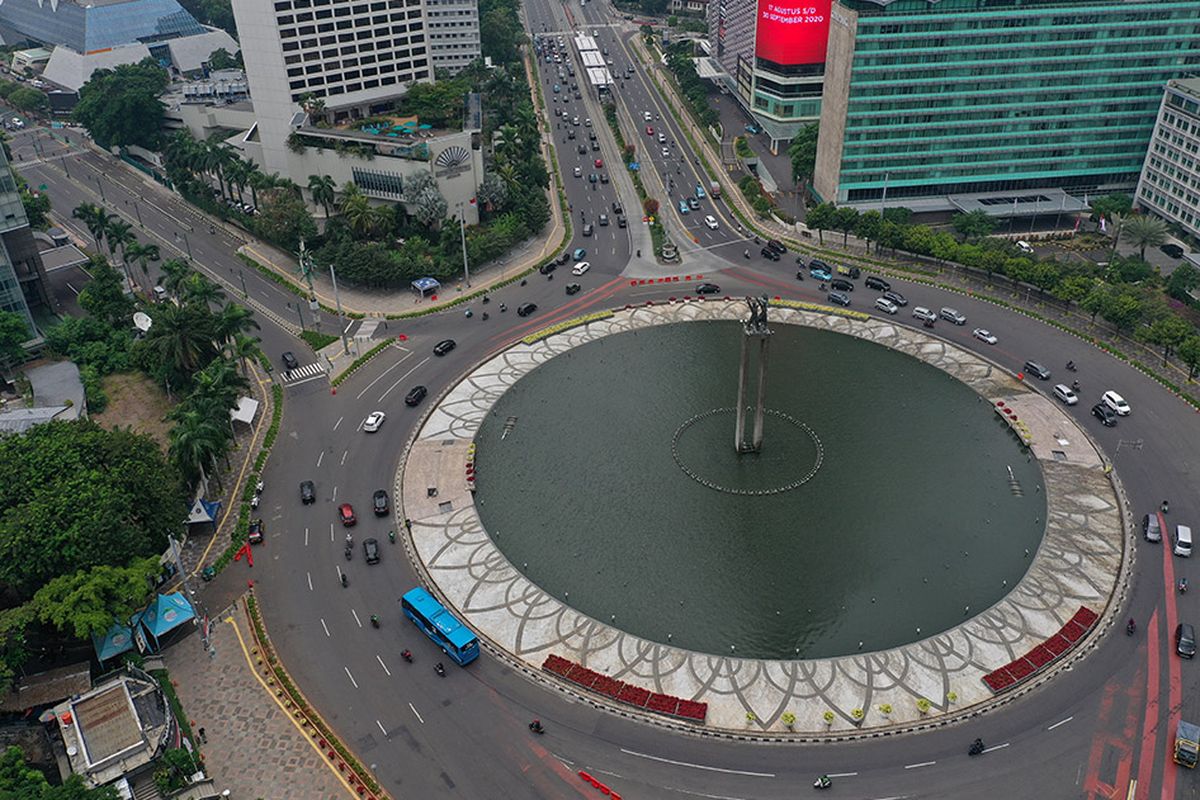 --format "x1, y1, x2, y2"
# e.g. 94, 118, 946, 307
397, 300, 1127, 734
